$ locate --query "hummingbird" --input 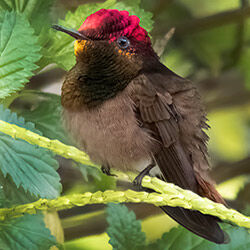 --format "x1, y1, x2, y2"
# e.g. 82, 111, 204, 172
53, 9, 228, 244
